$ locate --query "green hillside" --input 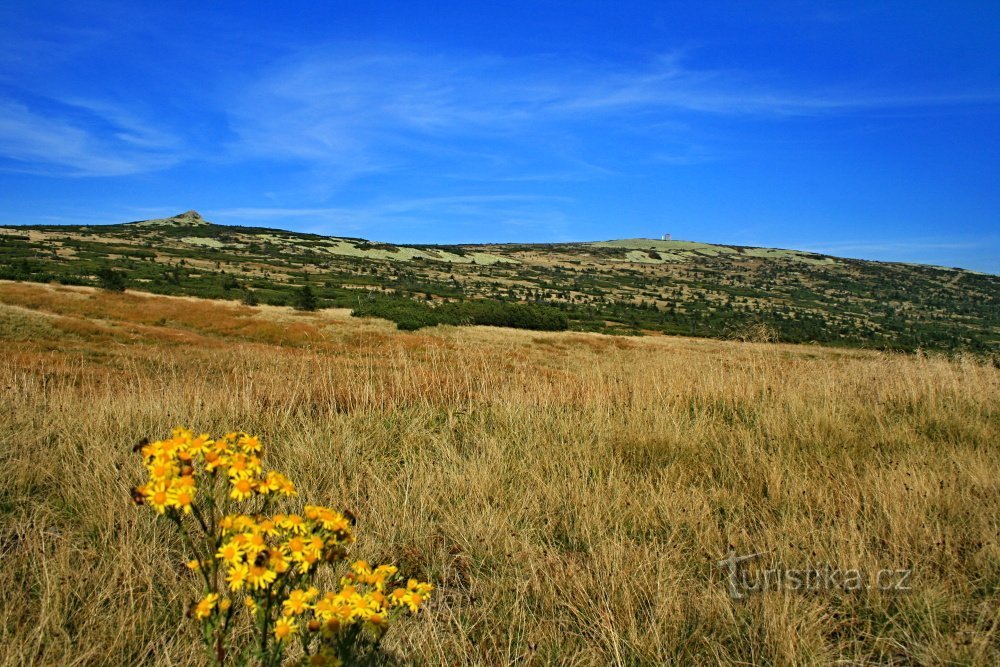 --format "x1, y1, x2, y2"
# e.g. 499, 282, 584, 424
1, 211, 997, 353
